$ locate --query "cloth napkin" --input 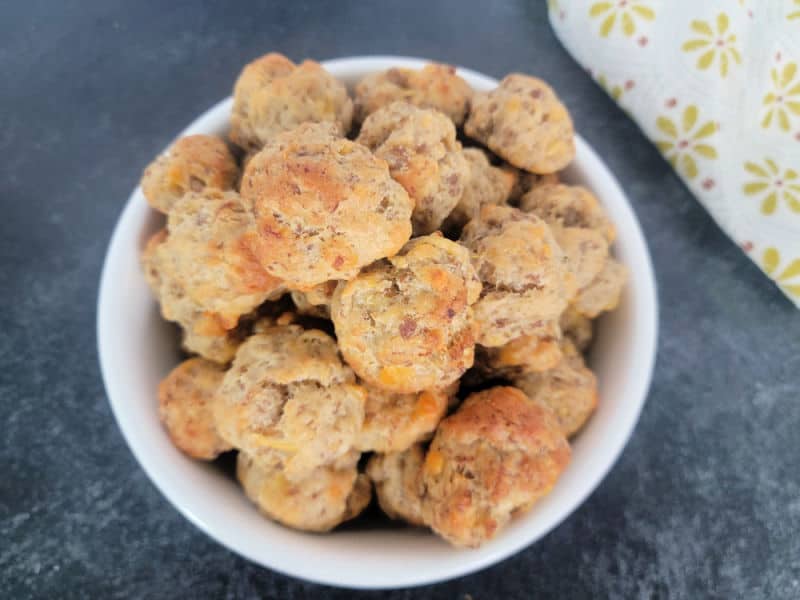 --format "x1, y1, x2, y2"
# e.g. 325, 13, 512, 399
549, 0, 800, 307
